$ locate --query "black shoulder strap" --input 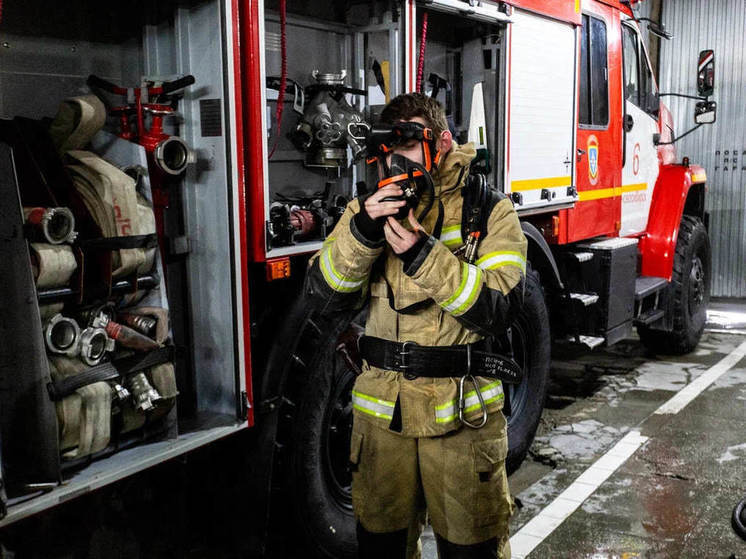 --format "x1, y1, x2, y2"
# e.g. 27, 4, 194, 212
461, 173, 505, 240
